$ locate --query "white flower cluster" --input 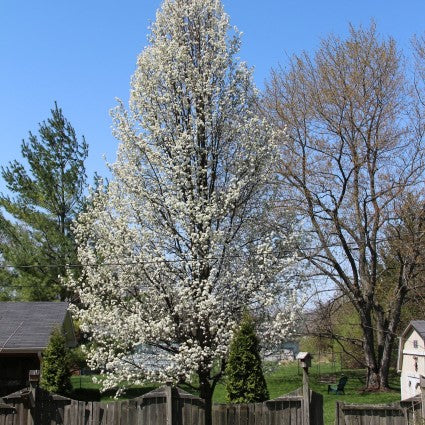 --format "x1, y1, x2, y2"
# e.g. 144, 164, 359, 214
69, 0, 301, 392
